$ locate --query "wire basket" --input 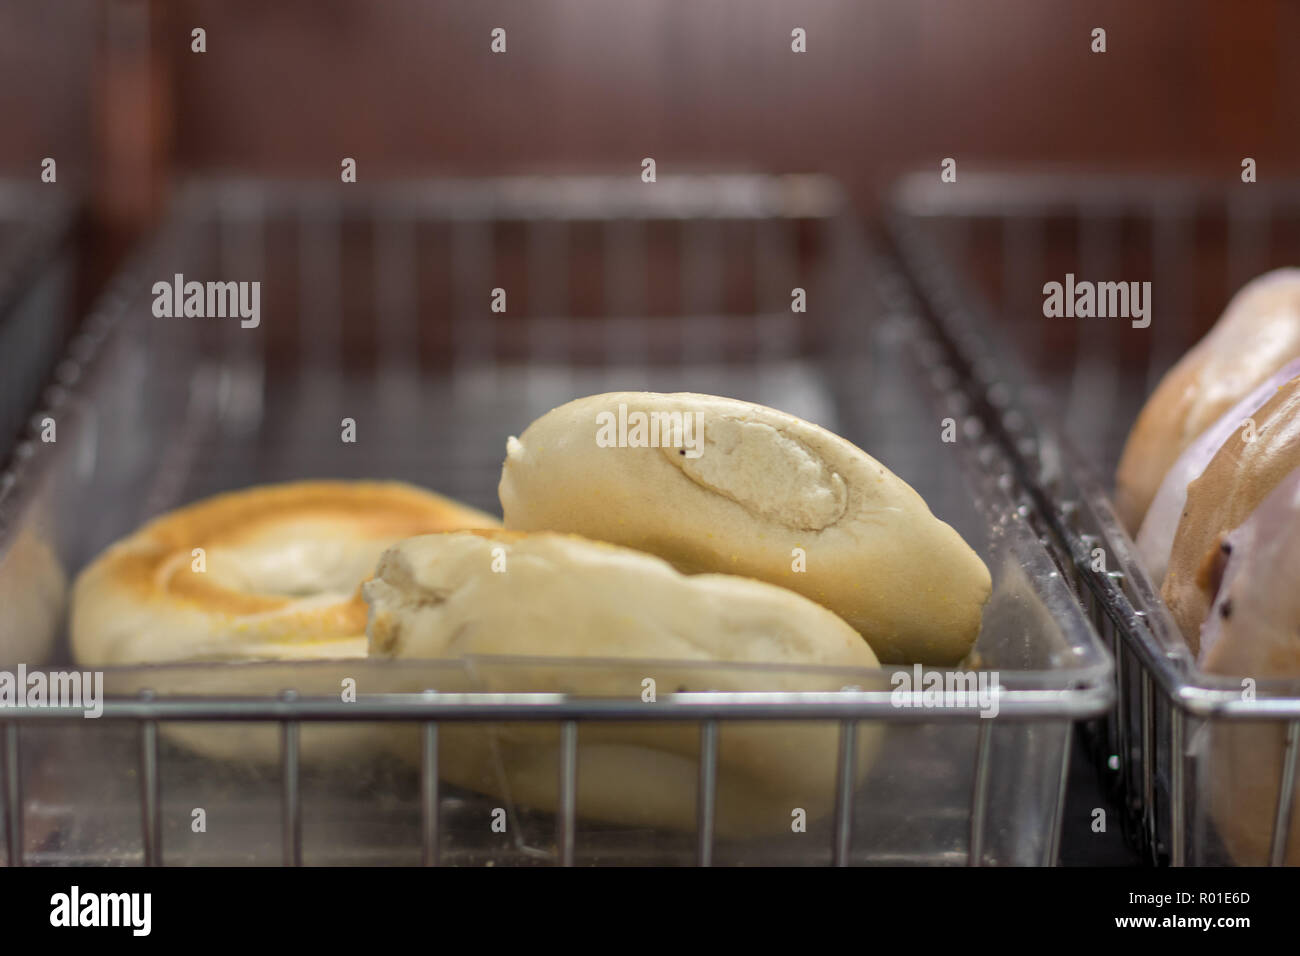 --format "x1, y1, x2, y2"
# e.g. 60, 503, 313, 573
889, 172, 1300, 866
0, 175, 1110, 866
